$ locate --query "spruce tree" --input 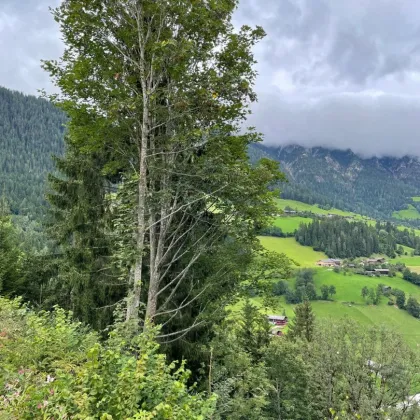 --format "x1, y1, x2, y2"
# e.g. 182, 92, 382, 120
287, 300, 315, 342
